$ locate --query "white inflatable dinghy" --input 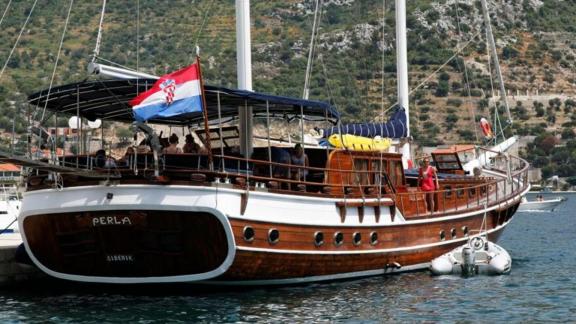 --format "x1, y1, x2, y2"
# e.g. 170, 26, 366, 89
430, 236, 511, 276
